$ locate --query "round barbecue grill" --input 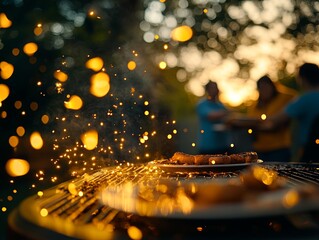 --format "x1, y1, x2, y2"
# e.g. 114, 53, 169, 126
7, 162, 319, 240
